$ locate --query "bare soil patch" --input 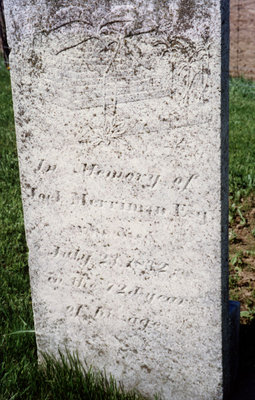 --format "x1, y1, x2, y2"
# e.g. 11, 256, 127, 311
229, 195, 255, 322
